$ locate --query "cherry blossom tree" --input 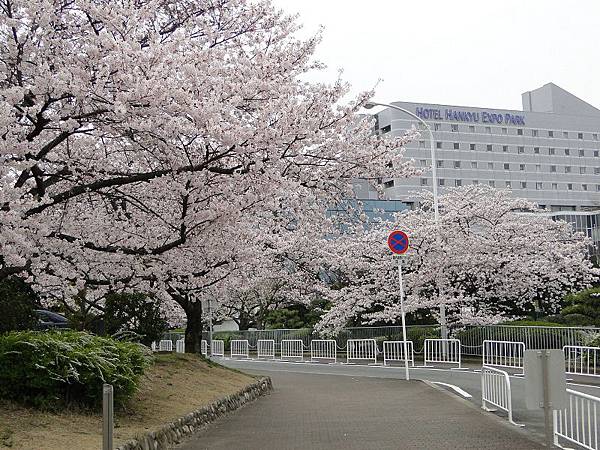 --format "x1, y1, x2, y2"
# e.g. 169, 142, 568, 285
0, 0, 417, 350
316, 186, 598, 334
